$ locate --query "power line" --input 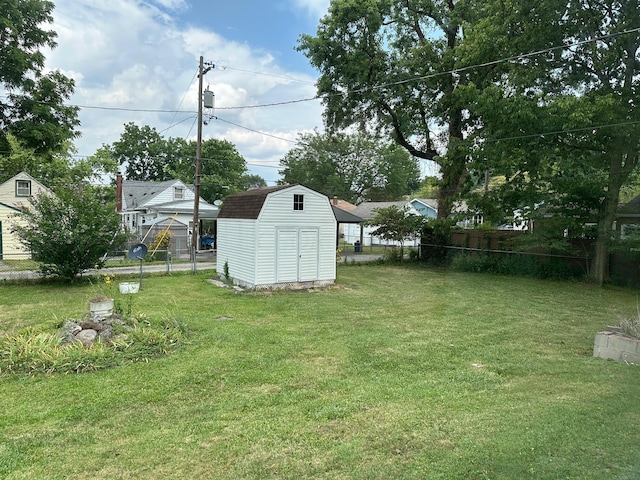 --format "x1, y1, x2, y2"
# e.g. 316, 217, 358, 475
484, 119, 640, 144
1, 26, 638, 153
215, 64, 316, 85
215, 97, 319, 110
4, 26, 635, 117
214, 116, 299, 144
